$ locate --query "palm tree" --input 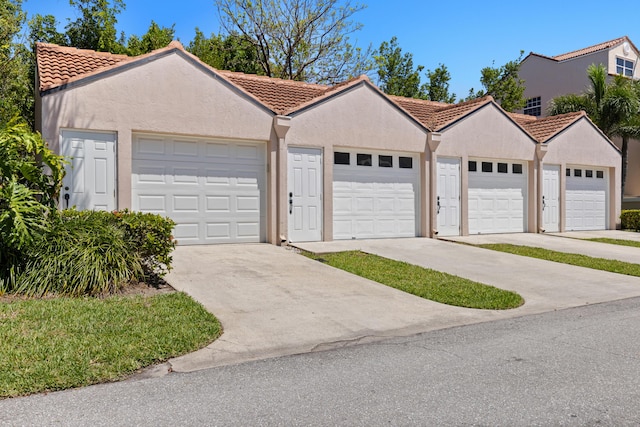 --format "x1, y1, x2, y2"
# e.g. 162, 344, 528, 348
548, 64, 640, 198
